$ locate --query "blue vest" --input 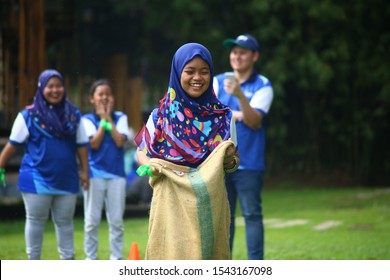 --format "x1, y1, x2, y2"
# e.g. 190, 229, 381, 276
83, 112, 127, 178
214, 72, 272, 171
15, 109, 82, 194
